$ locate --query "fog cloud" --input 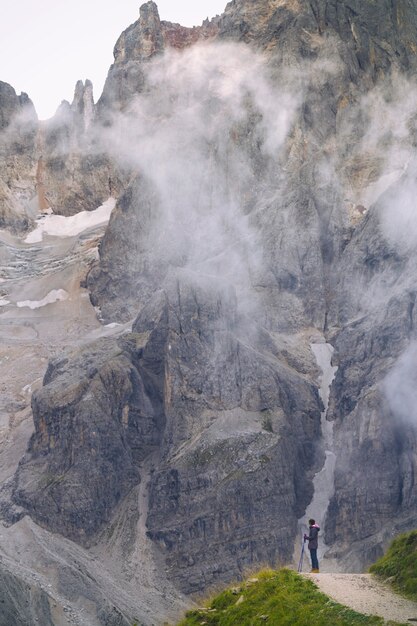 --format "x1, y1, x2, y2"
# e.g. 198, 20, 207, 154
383, 342, 417, 425
100, 42, 301, 310
348, 73, 417, 219
96, 38, 417, 327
